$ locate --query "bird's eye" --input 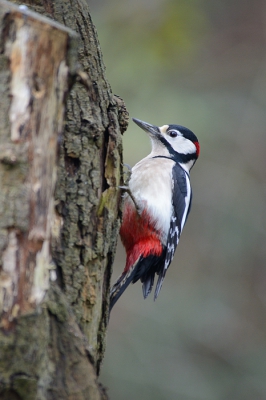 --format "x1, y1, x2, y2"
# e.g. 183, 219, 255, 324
169, 130, 178, 138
